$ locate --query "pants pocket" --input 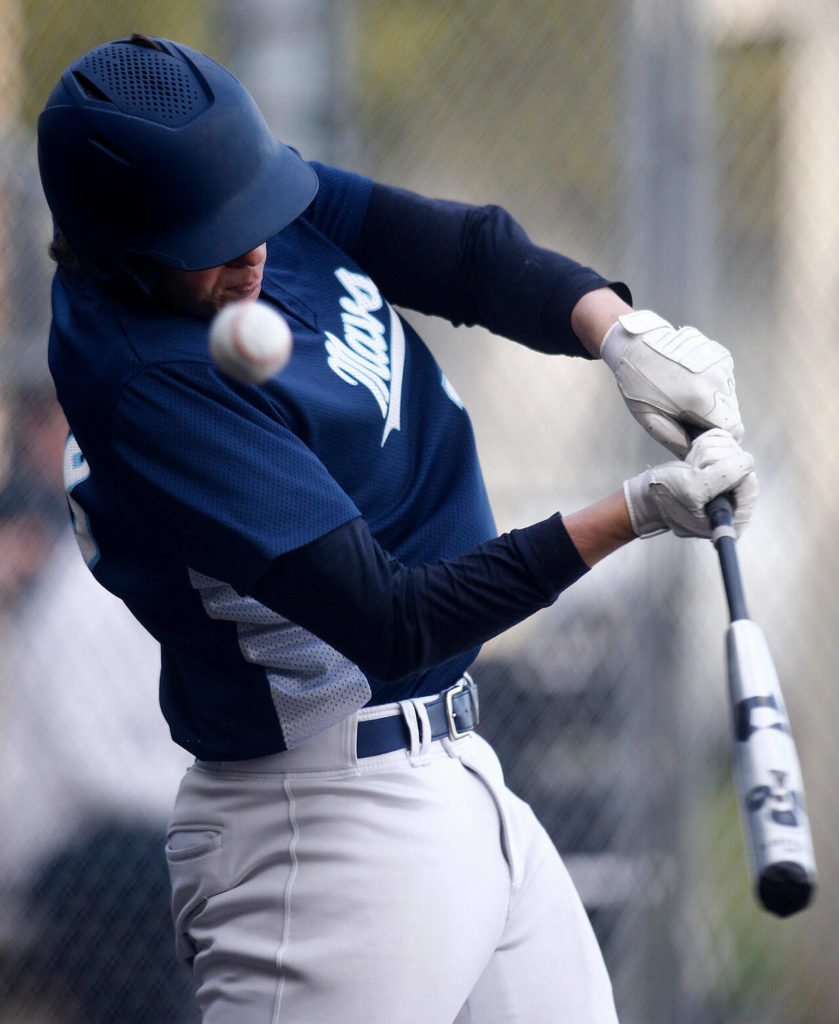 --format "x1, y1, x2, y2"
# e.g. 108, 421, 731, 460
167, 826, 223, 861
166, 823, 227, 964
